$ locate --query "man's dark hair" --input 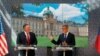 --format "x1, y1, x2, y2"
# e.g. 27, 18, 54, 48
62, 24, 68, 28
23, 24, 29, 29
